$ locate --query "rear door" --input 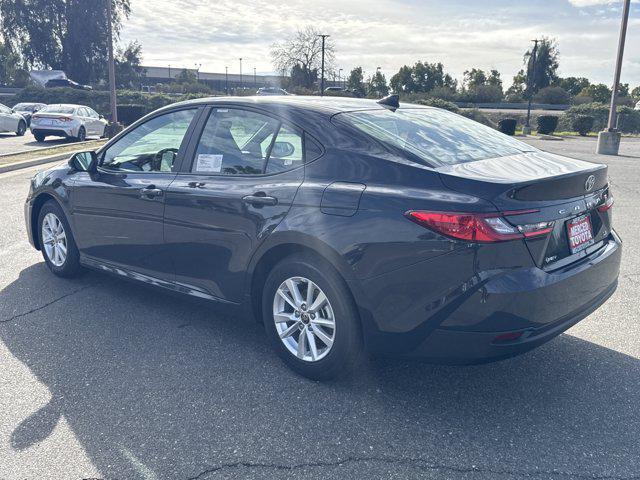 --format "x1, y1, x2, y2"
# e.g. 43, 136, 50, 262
164, 106, 306, 302
70, 107, 201, 279
0, 104, 14, 132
